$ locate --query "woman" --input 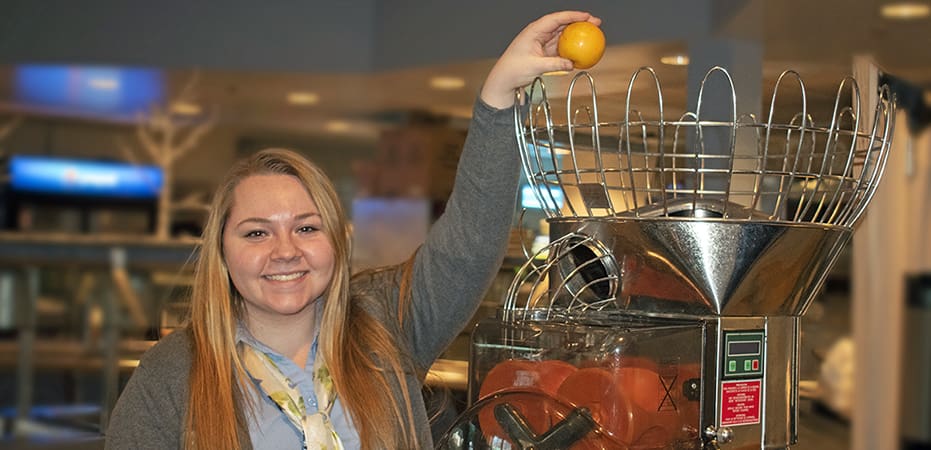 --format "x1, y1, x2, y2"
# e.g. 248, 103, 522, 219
105, 10, 601, 450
